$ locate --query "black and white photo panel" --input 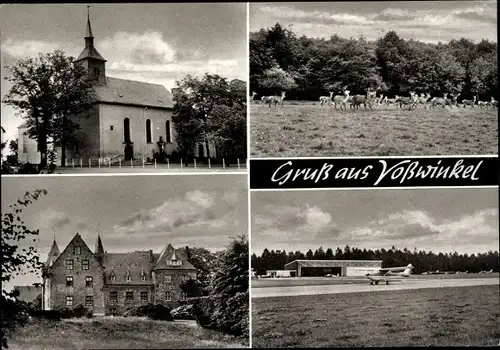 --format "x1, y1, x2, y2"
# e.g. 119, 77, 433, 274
2, 175, 249, 348
251, 188, 499, 347
1, 3, 247, 175
249, 1, 498, 157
